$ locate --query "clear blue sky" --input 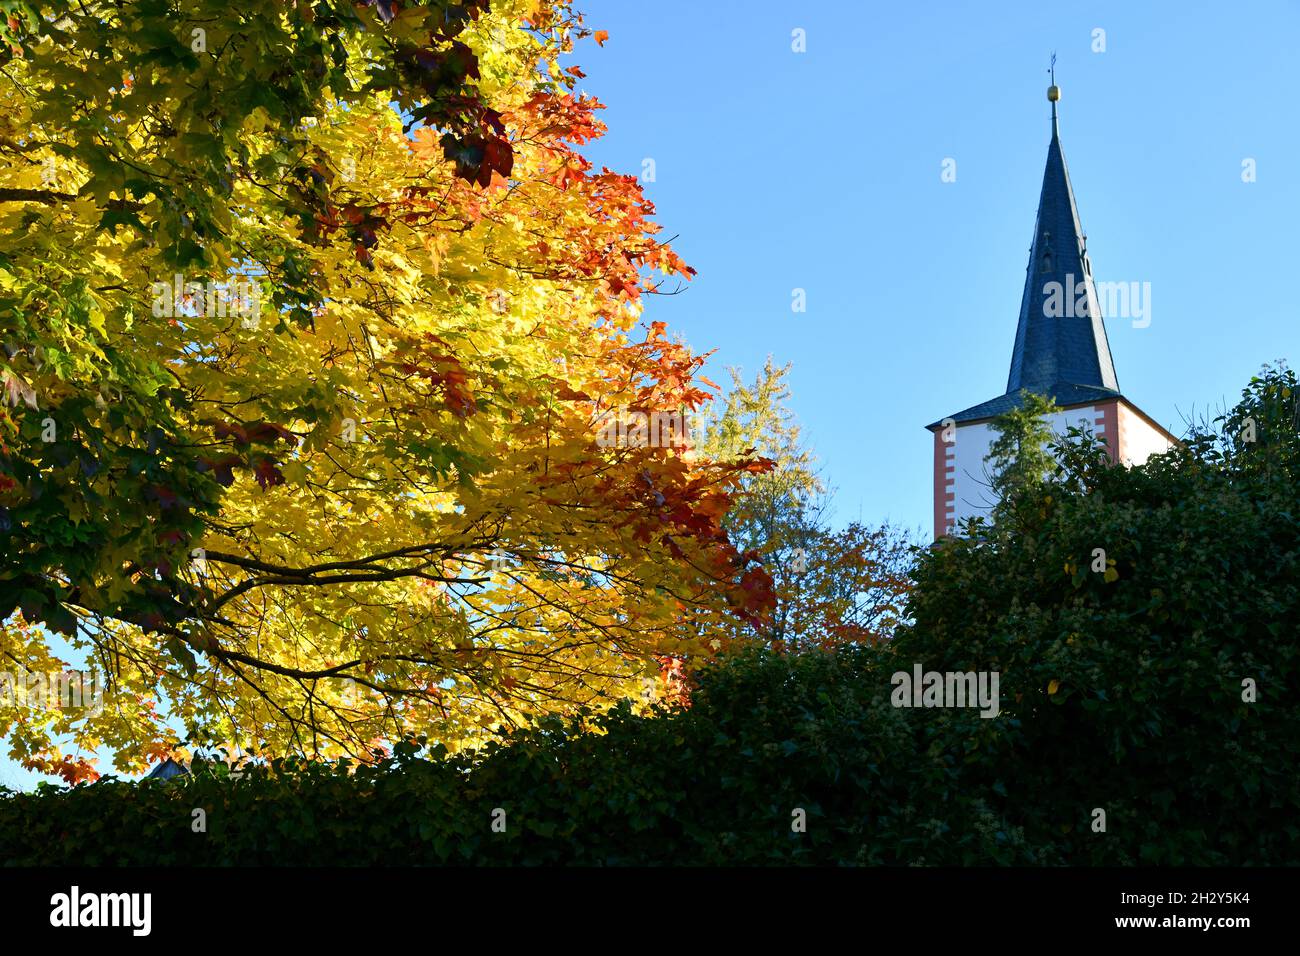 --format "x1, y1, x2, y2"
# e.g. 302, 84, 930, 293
4, 1, 1297, 790
577, 0, 1299, 533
